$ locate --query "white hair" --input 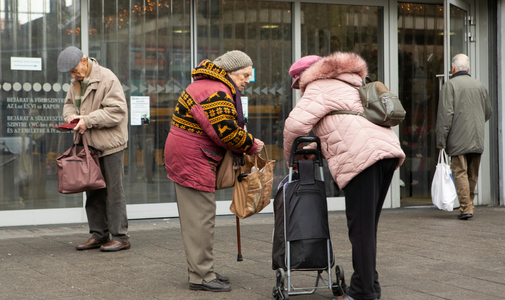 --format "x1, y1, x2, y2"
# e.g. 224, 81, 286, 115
231, 68, 246, 76
452, 54, 470, 71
